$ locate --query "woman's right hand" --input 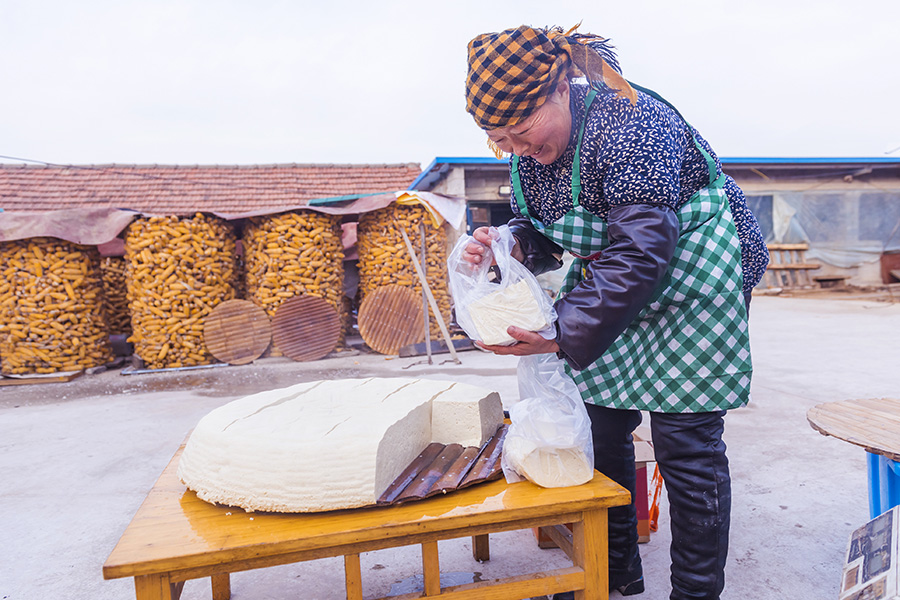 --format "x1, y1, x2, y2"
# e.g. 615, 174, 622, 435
462, 226, 496, 265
